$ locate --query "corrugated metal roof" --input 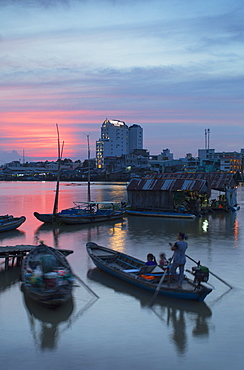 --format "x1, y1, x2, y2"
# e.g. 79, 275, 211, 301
146, 172, 237, 190
127, 172, 238, 192
127, 177, 208, 192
